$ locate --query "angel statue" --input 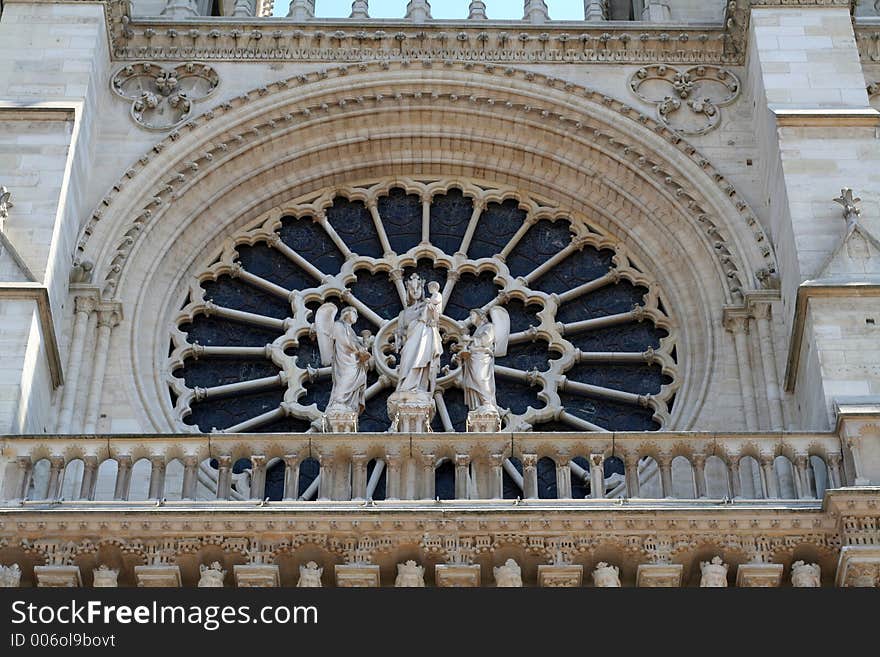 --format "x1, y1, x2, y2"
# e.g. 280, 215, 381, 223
457, 306, 509, 418
315, 304, 372, 424
393, 274, 443, 395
